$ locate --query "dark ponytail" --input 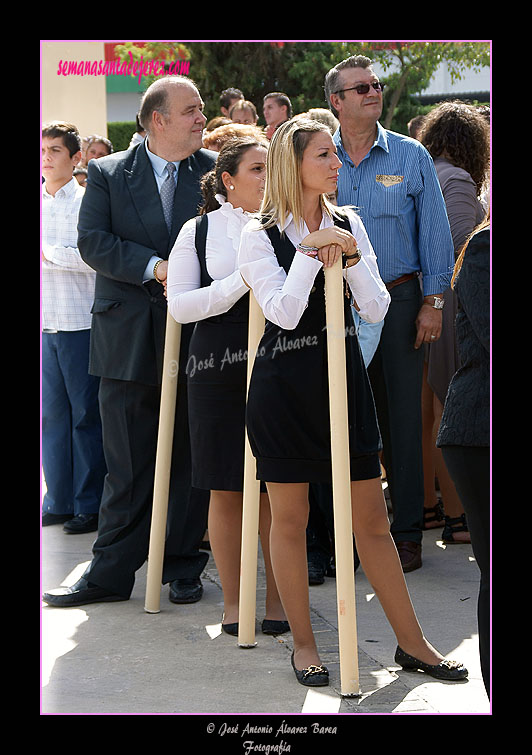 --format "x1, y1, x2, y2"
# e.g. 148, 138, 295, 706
199, 135, 268, 214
